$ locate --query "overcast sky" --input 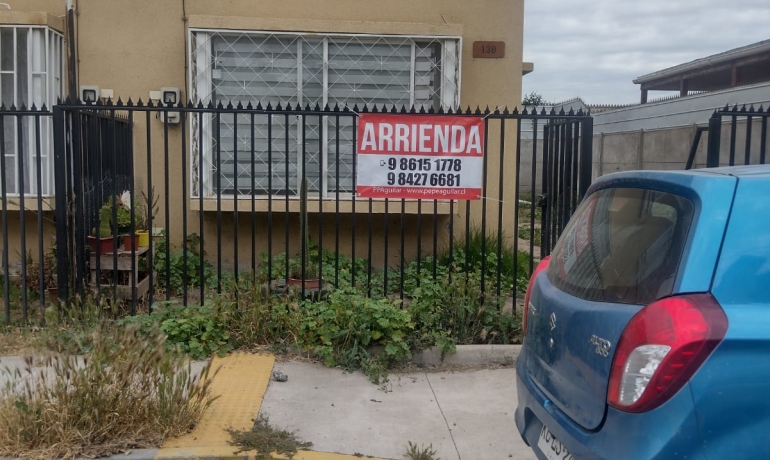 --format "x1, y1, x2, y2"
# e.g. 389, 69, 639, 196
522, 0, 770, 105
